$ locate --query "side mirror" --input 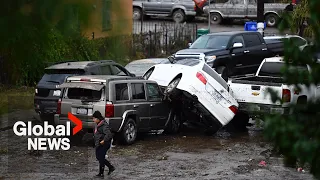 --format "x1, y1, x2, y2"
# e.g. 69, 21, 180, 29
188, 42, 192, 47
232, 42, 243, 49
